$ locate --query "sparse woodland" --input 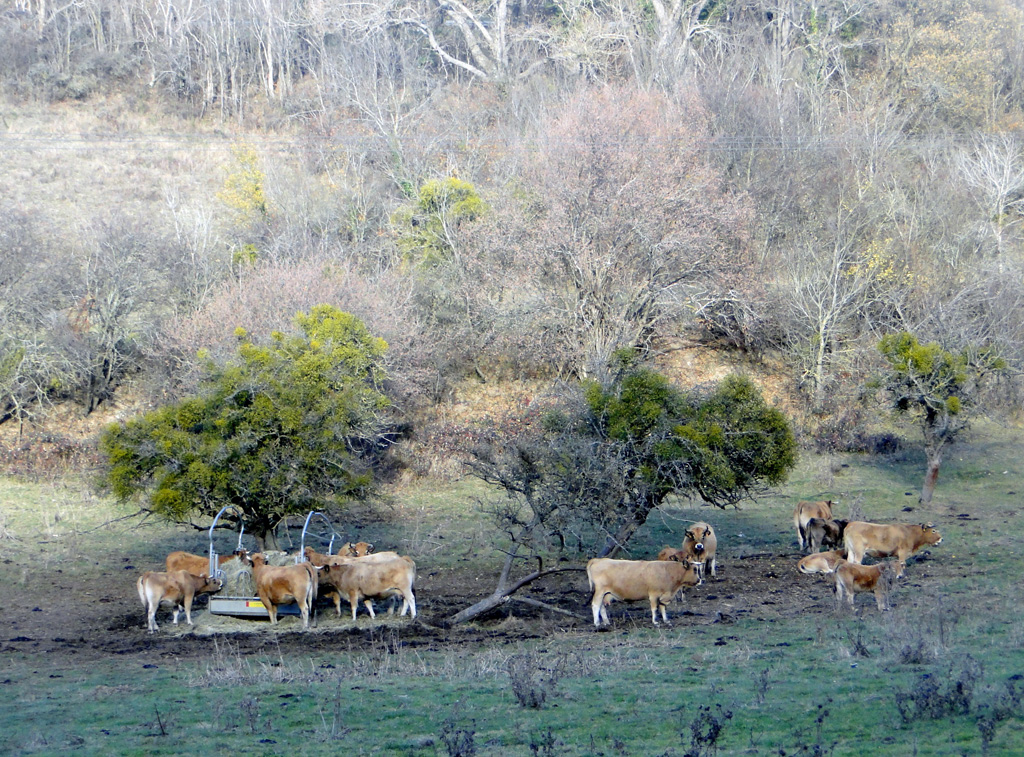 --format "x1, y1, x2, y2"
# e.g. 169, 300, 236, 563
2, 0, 1023, 479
